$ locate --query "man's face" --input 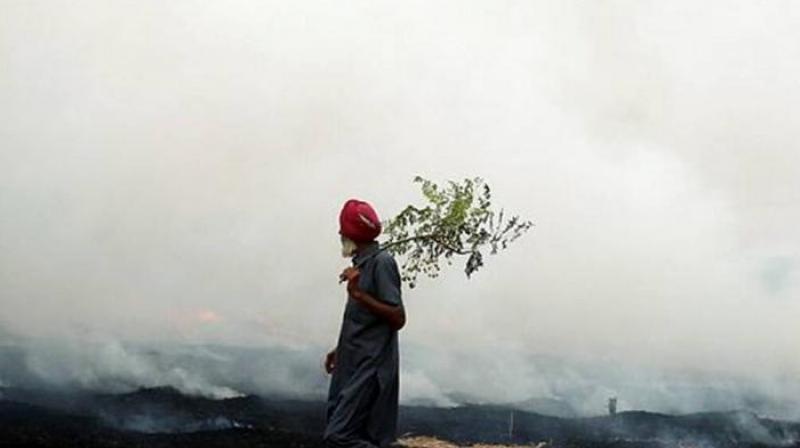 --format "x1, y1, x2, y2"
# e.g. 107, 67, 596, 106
340, 235, 358, 258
